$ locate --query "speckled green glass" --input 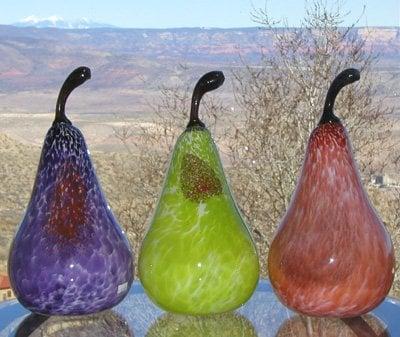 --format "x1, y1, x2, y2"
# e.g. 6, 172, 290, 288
139, 126, 259, 315
139, 71, 259, 314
